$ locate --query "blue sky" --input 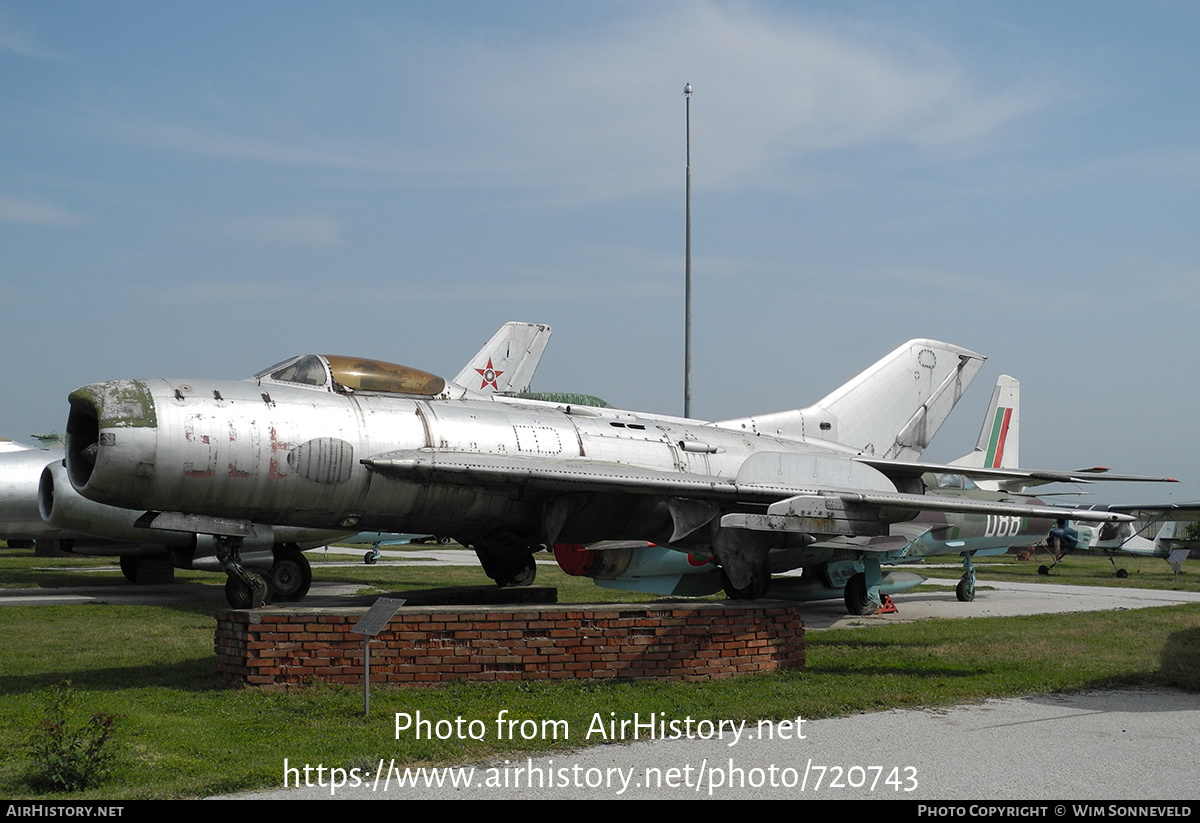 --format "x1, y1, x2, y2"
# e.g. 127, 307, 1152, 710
2, 1, 1198, 505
